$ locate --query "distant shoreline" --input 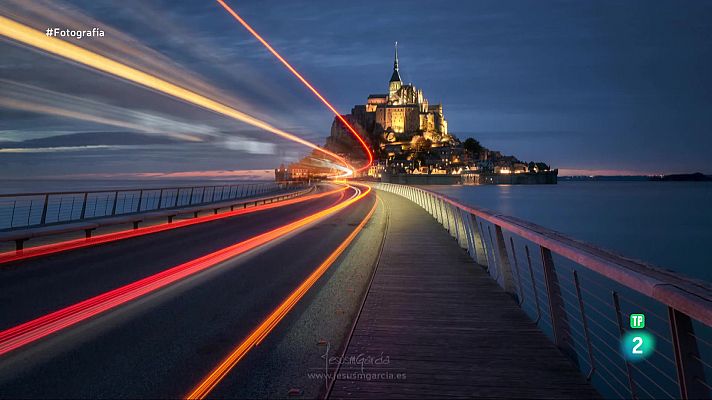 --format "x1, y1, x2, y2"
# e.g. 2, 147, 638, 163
561, 172, 711, 182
